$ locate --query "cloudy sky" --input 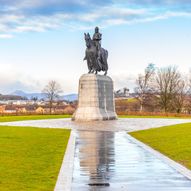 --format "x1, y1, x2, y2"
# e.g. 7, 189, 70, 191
0, 0, 191, 94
